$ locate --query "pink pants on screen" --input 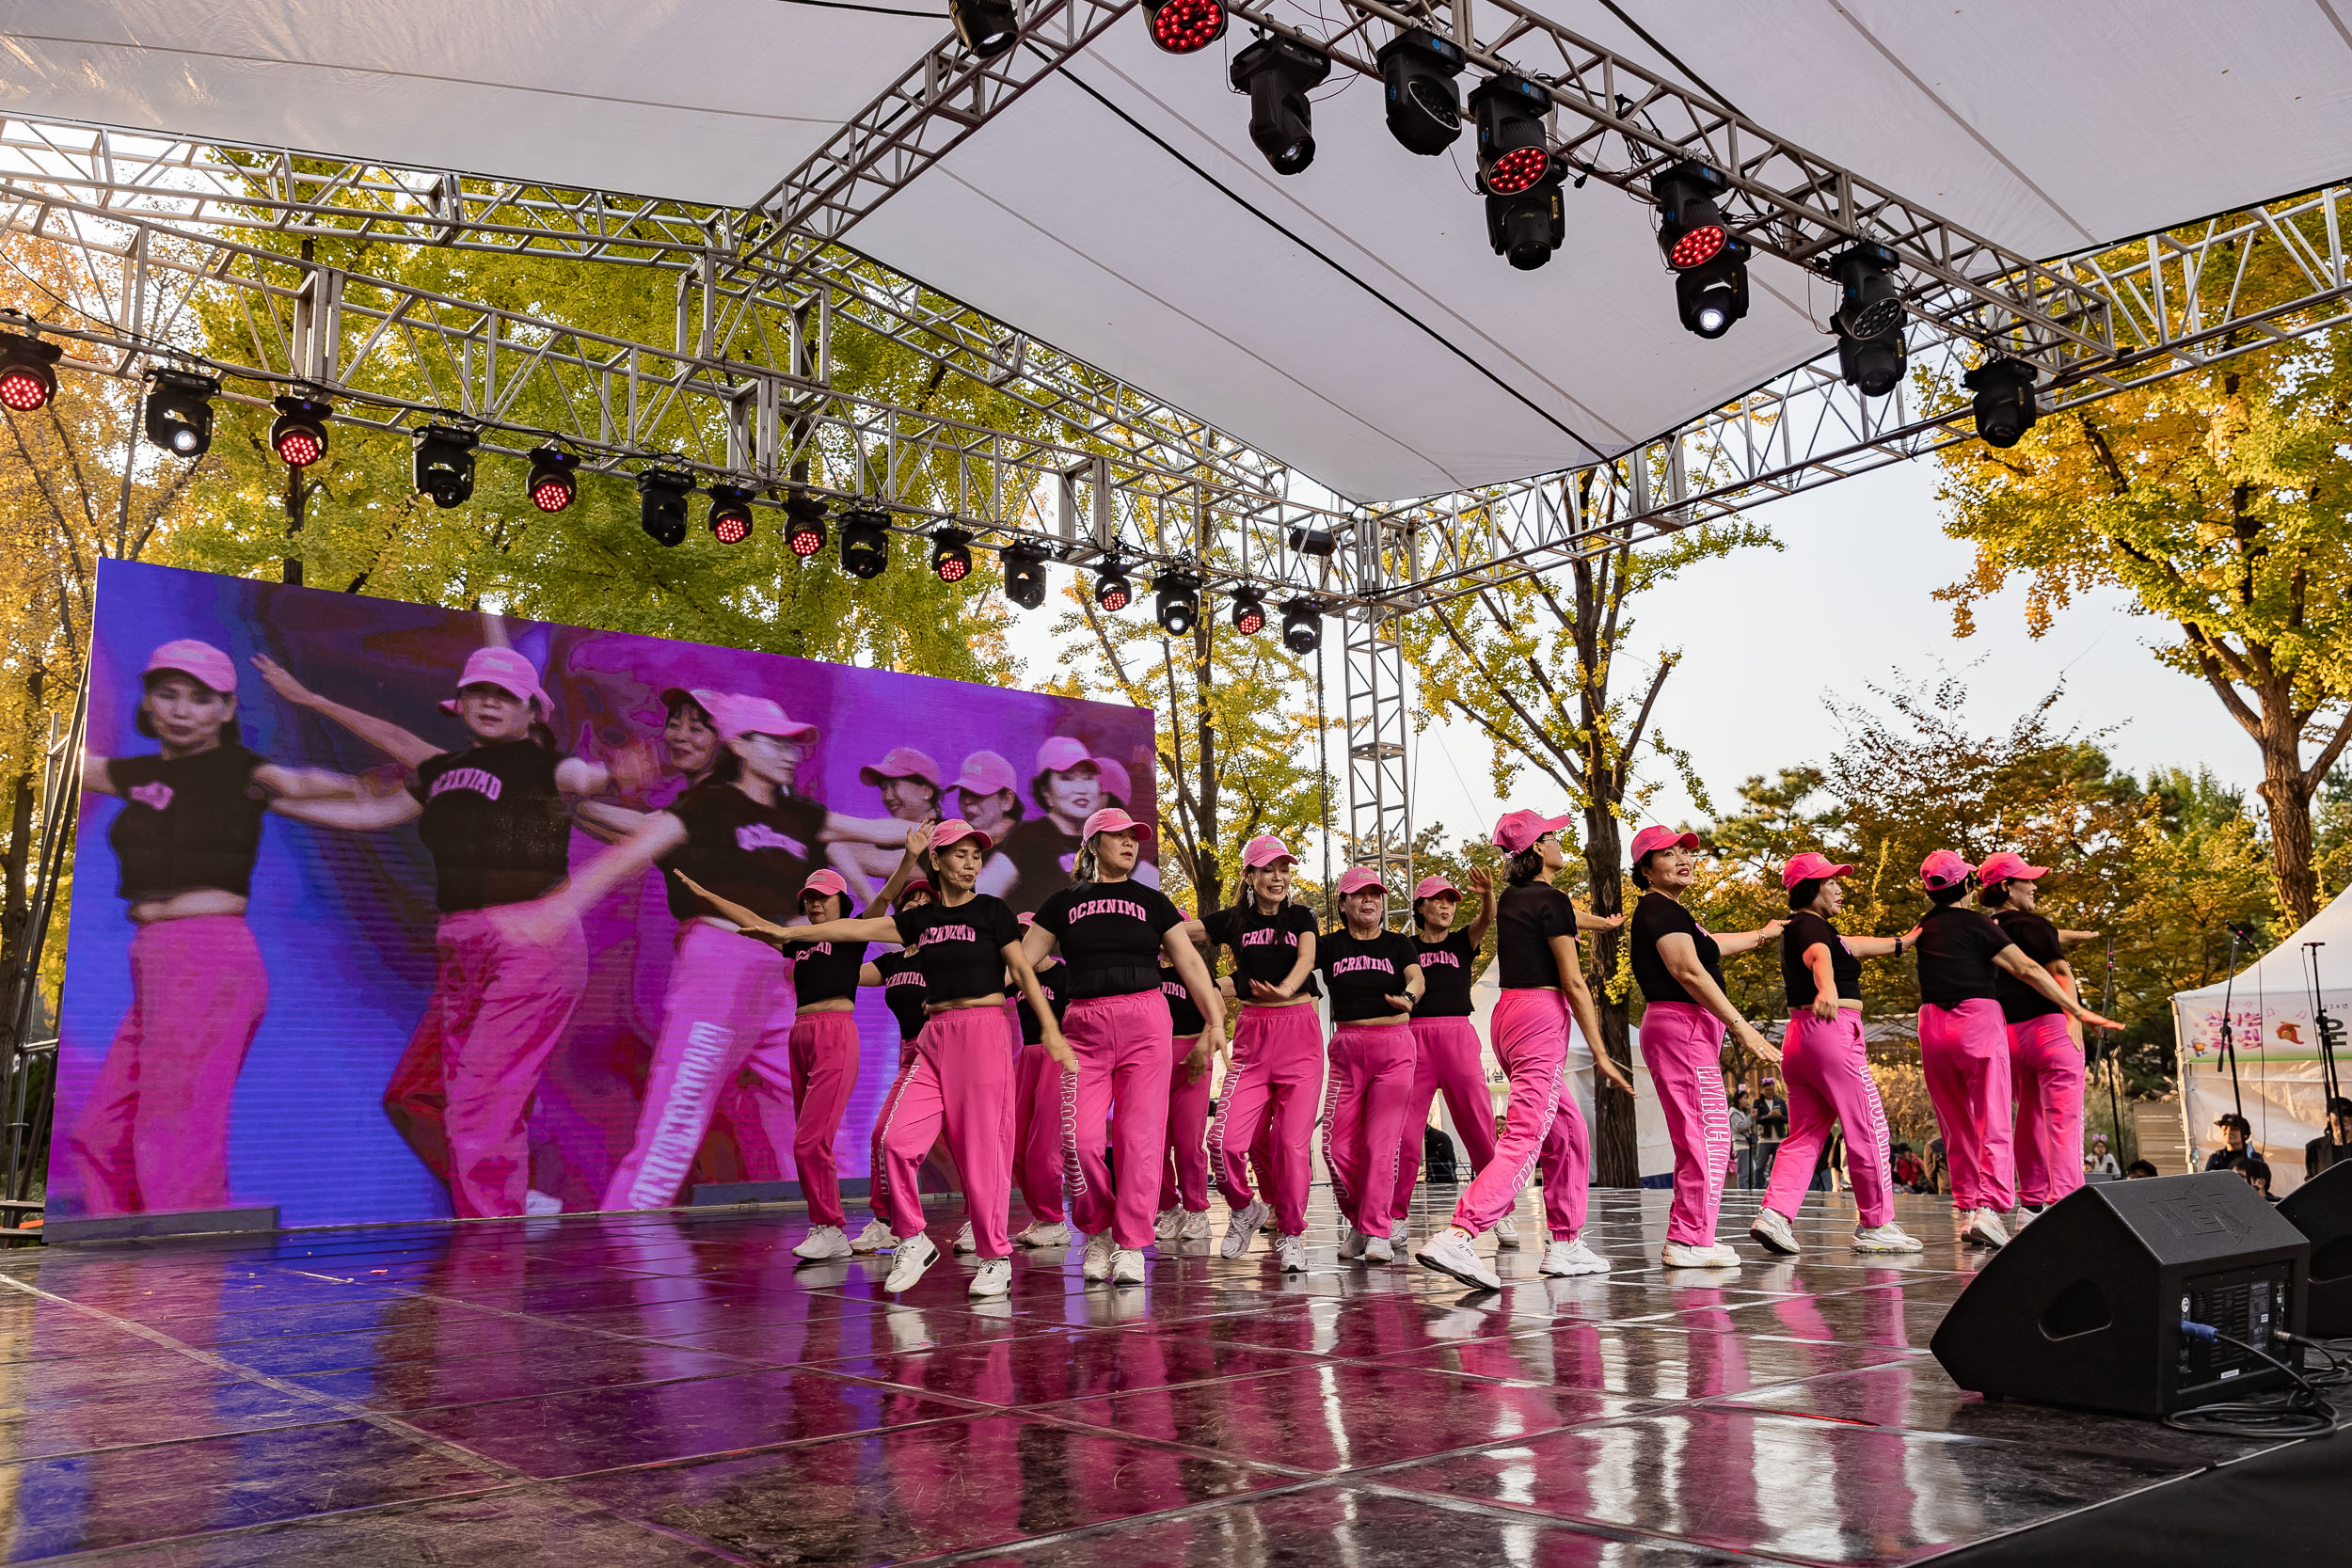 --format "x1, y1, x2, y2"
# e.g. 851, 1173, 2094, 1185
1920, 997, 2017, 1212
1763, 1008, 1894, 1228
1452, 989, 1576, 1237
1322, 1022, 1417, 1236
1391, 1016, 1499, 1217
789, 1009, 862, 1227
69, 915, 268, 1217
1160, 1032, 1213, 1213
1209, 1003, 1325, 1237
878, 1006, 1018, 1256
1062, 990, 1175, 1249
2008, 1013, 2084, 1207
1641, 999, 1731, 1248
